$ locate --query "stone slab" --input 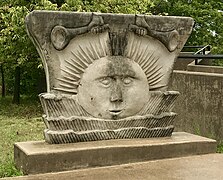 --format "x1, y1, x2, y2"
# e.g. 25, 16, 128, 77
169, 70, 223, 142
14, 132, 216, 175
7, 153, 223, 180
